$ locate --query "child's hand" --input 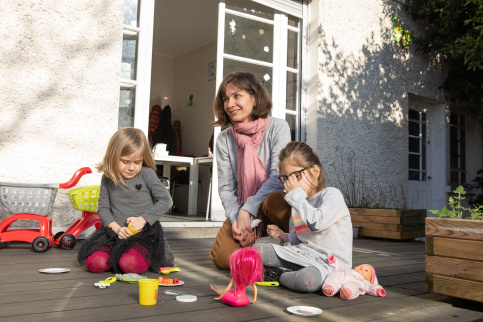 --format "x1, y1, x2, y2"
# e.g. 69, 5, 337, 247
118, 226, 132, 239
267, 225, 289, 243
267, 225, 283, 239
126, 216, 147, 231
284, 173, 303, 193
